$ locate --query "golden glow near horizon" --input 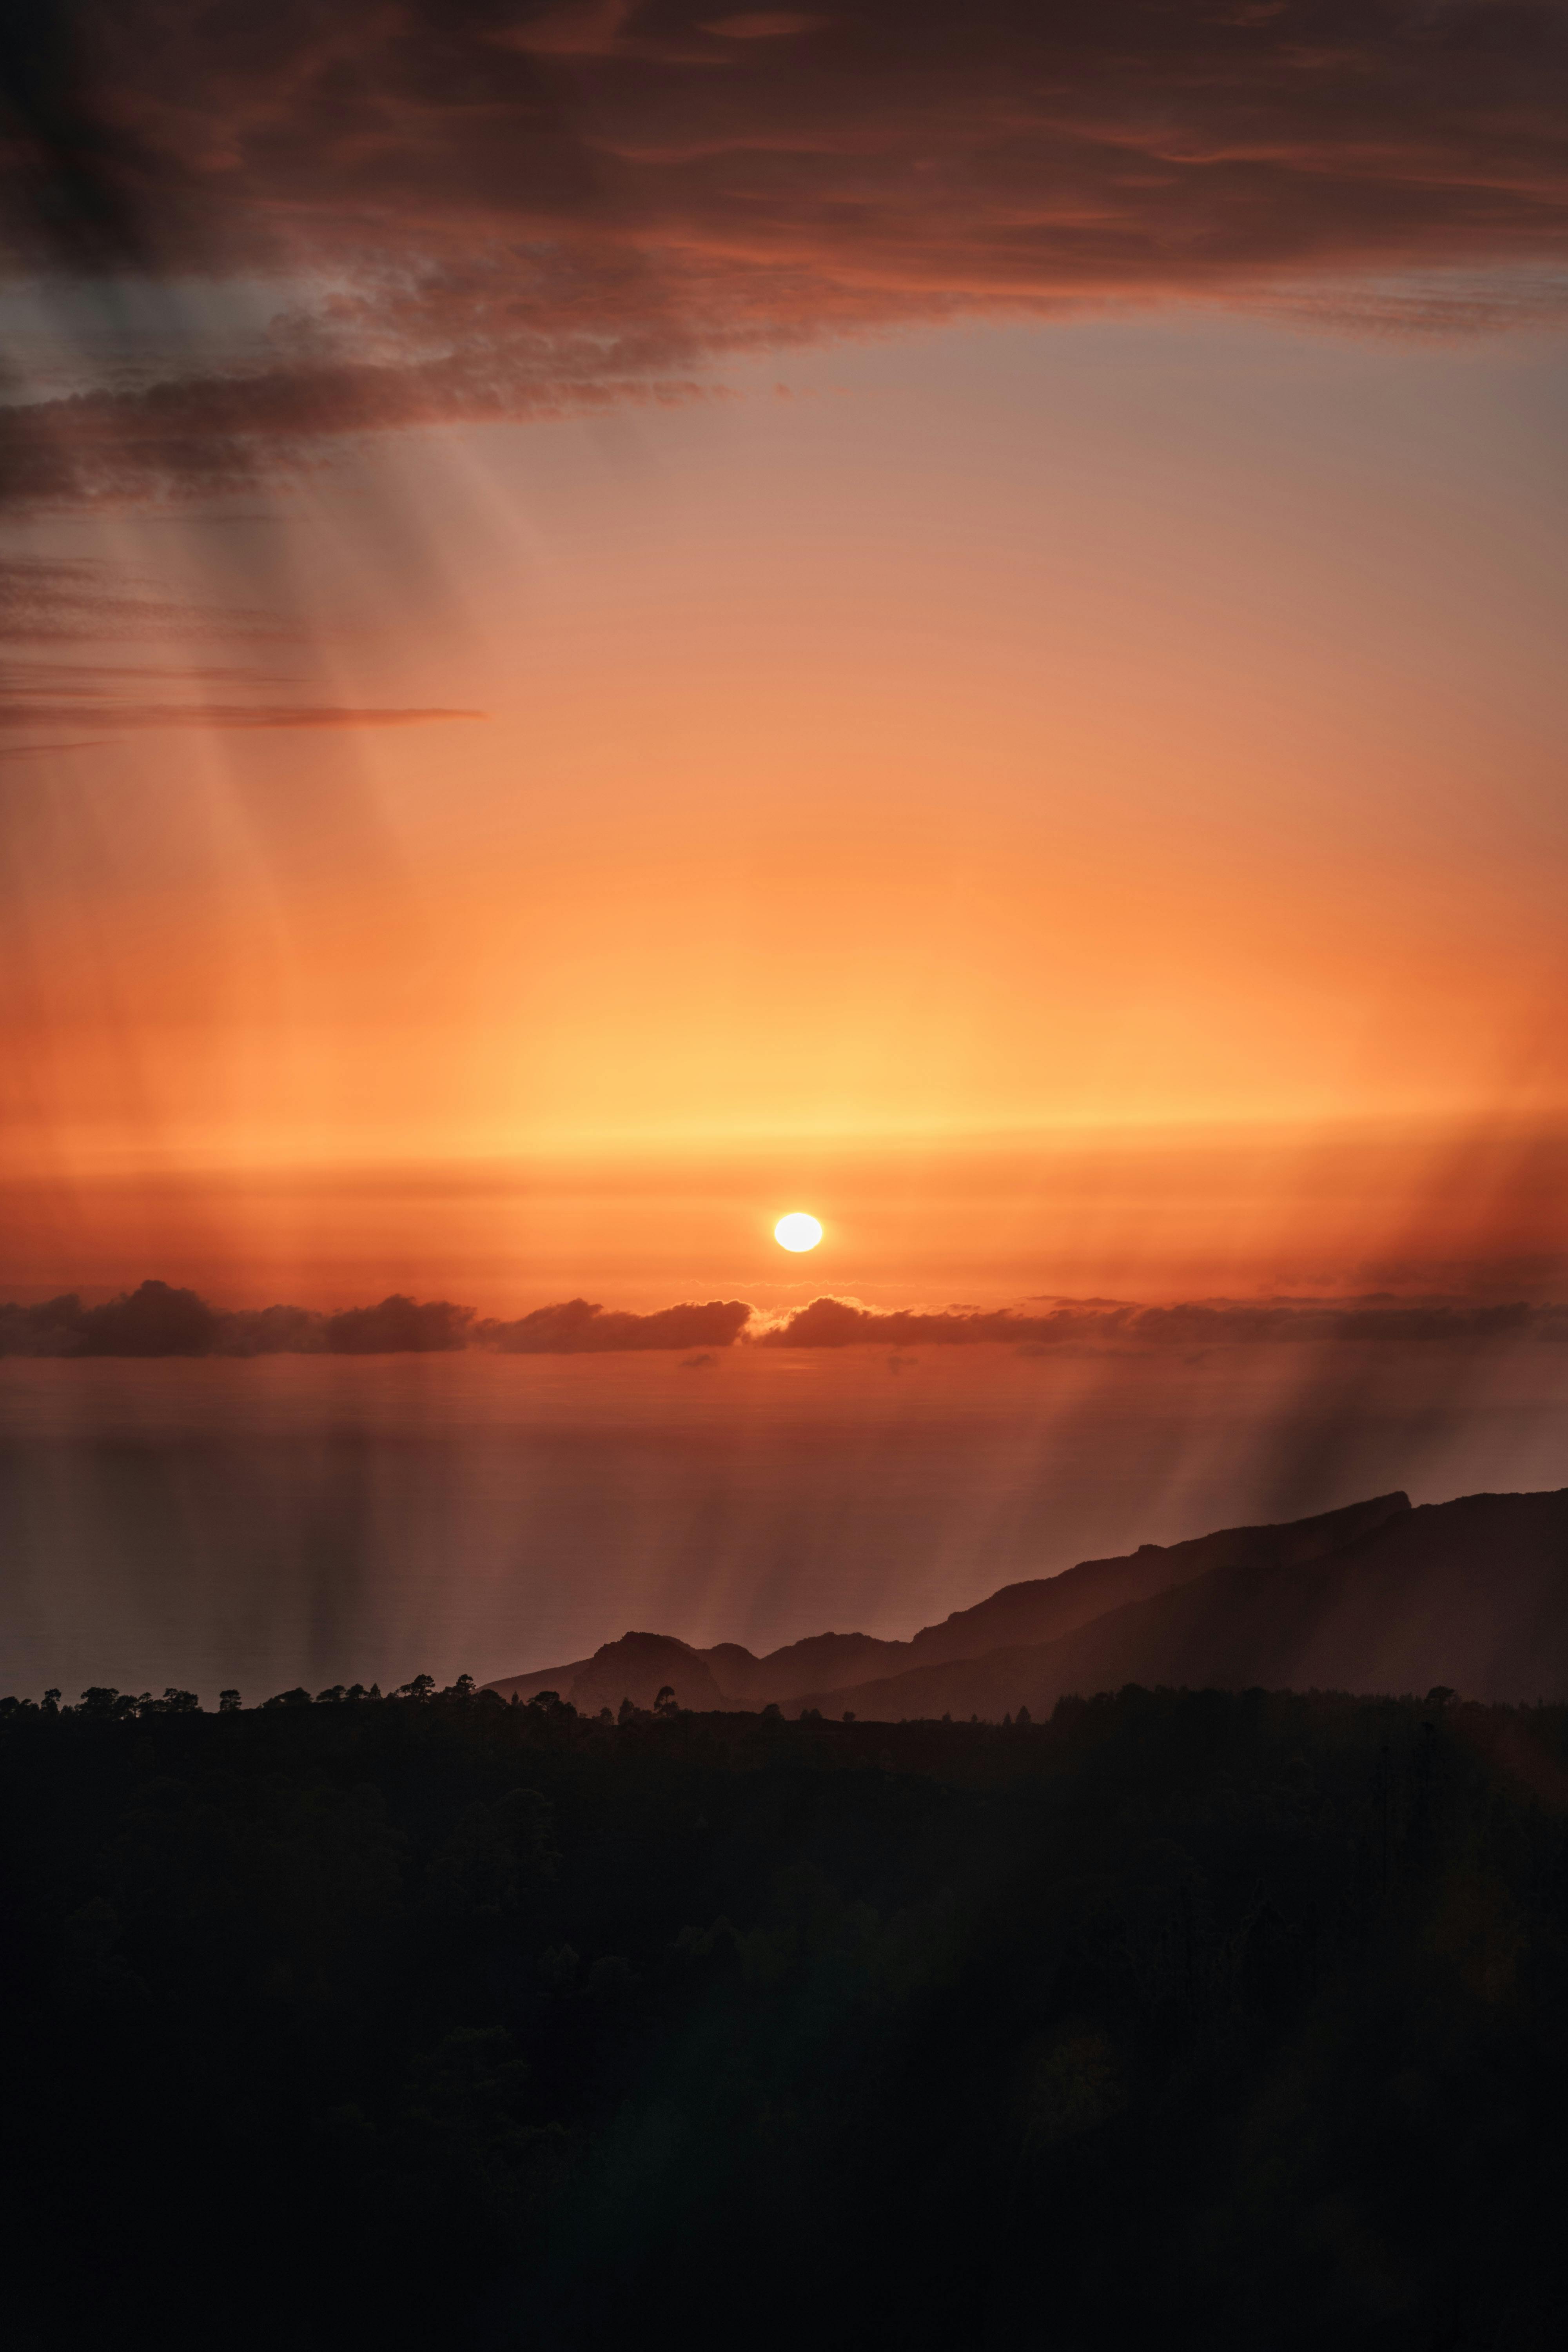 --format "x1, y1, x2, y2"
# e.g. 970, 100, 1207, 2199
774, 1213, 824, 1253
4, 325, 1568, 1310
